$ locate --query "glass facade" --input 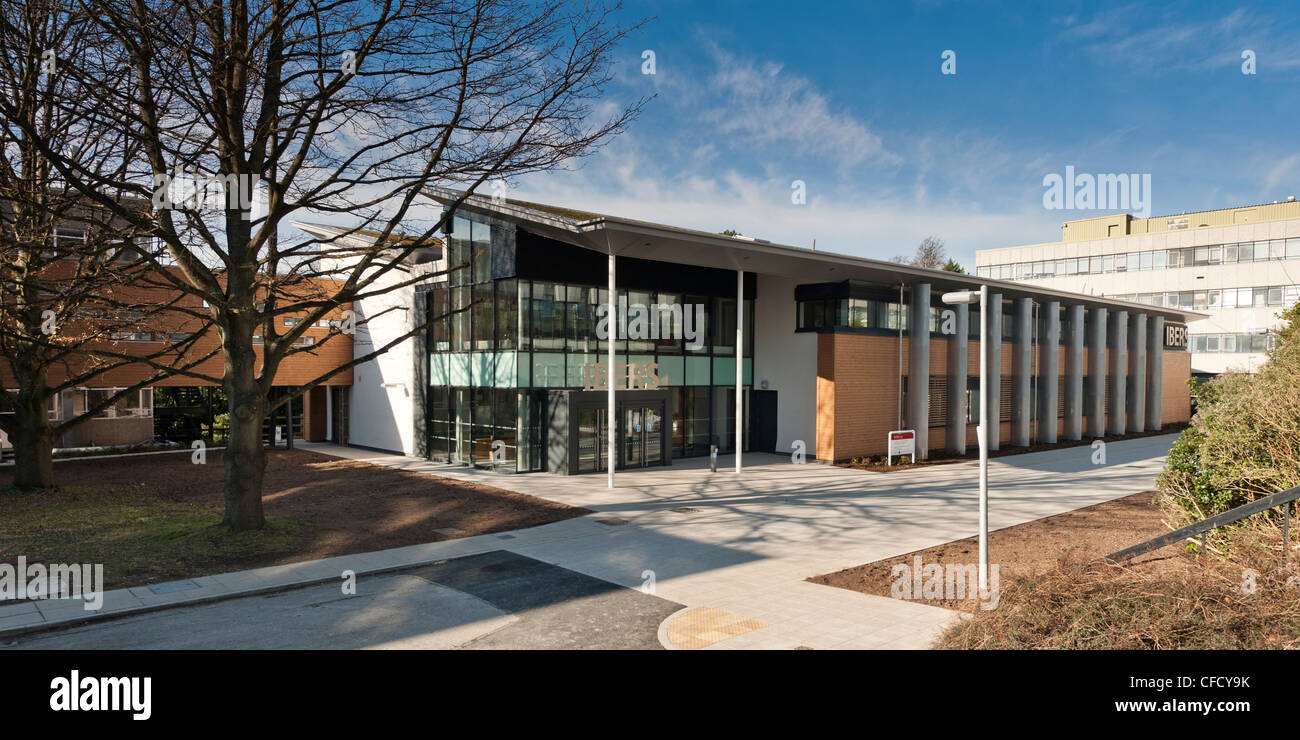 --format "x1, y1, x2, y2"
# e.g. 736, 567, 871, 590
425, 215, 754, 473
